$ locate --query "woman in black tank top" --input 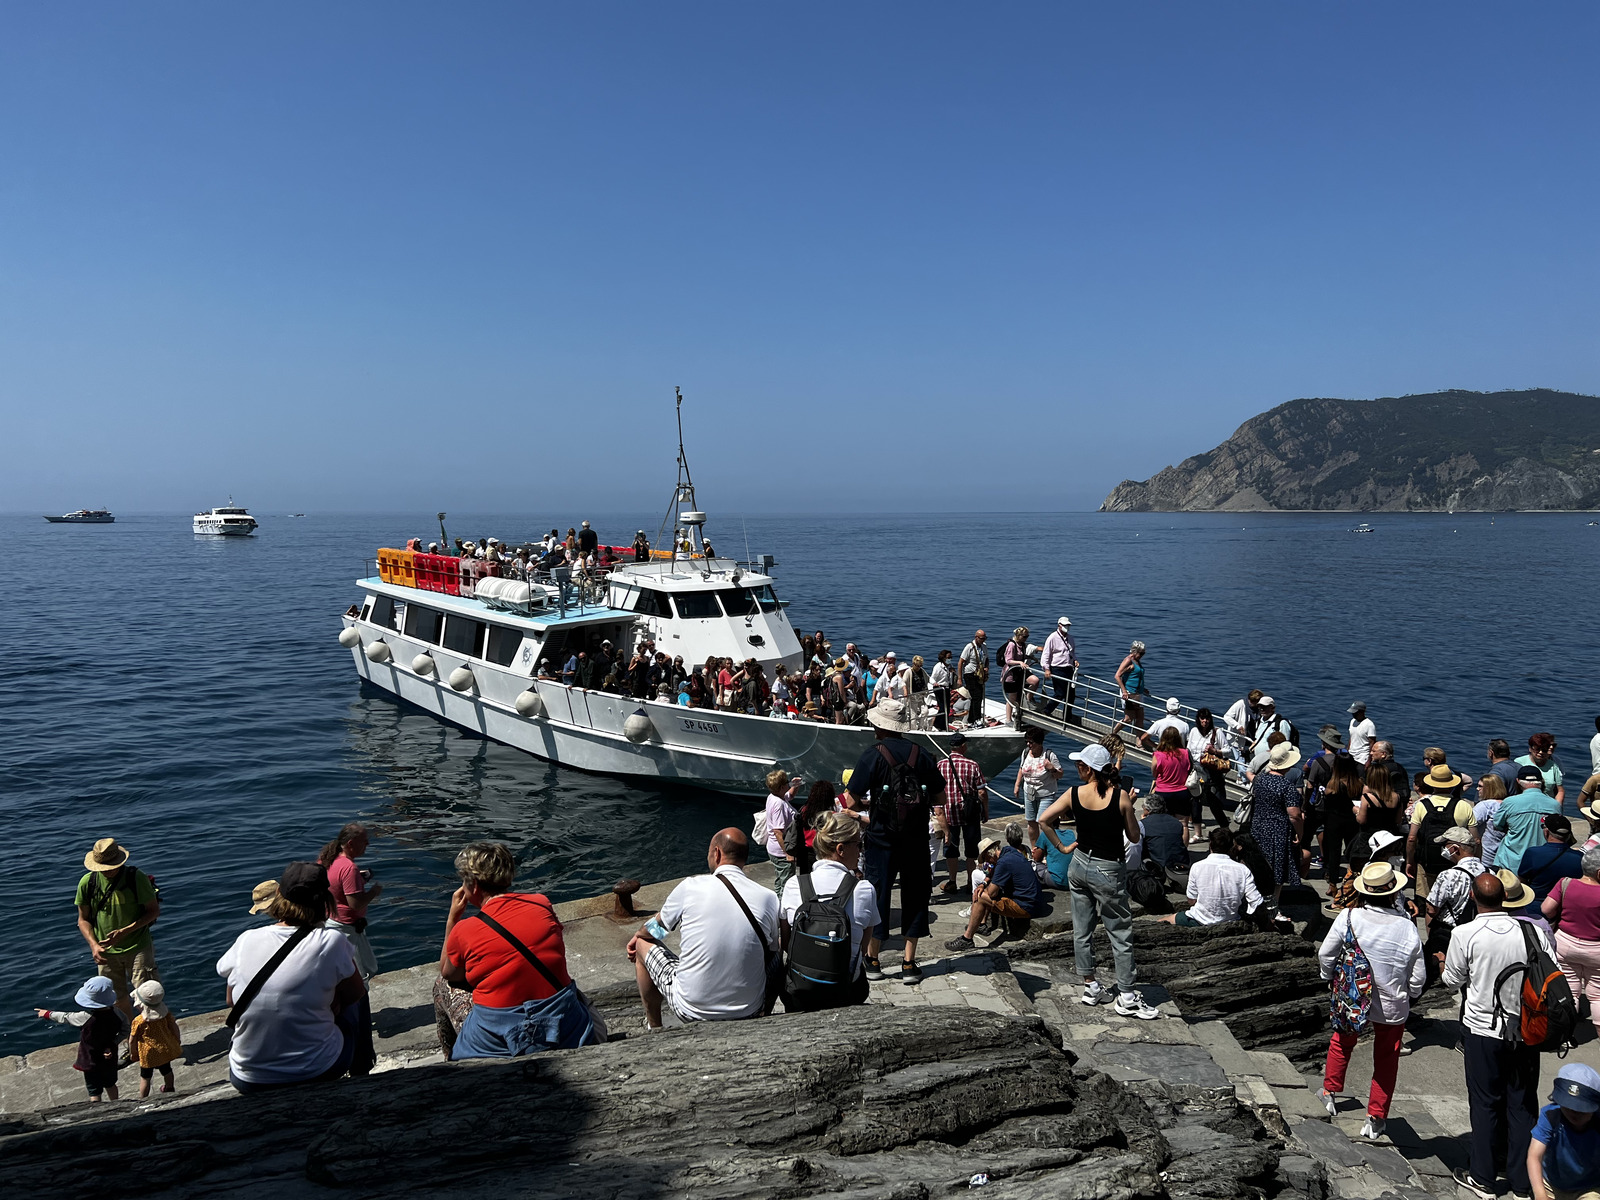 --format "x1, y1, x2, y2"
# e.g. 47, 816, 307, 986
1036, 747, 1161, 1020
